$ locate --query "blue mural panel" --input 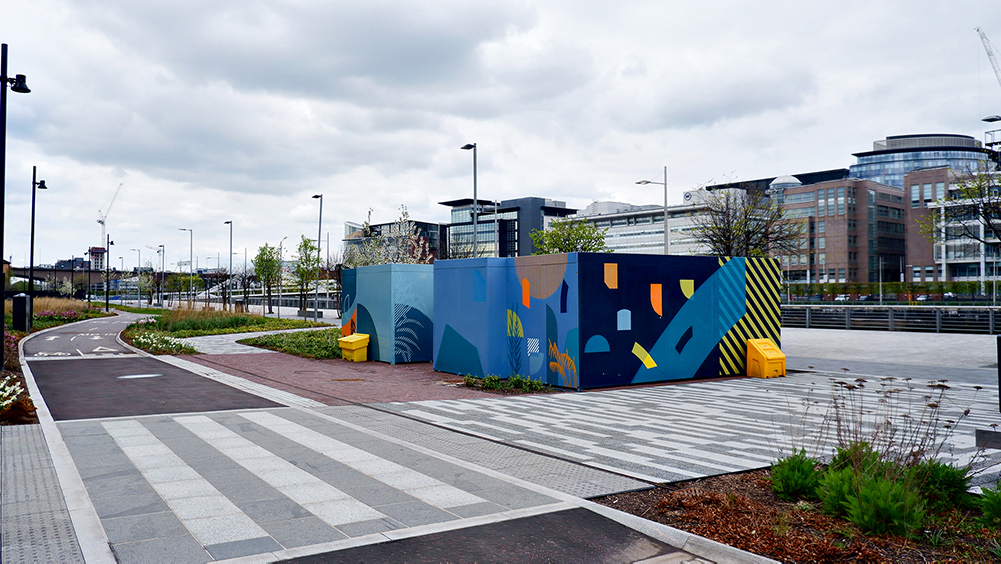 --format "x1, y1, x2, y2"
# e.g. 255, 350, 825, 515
340, 264, 434, 364
433, 253, 780, 389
